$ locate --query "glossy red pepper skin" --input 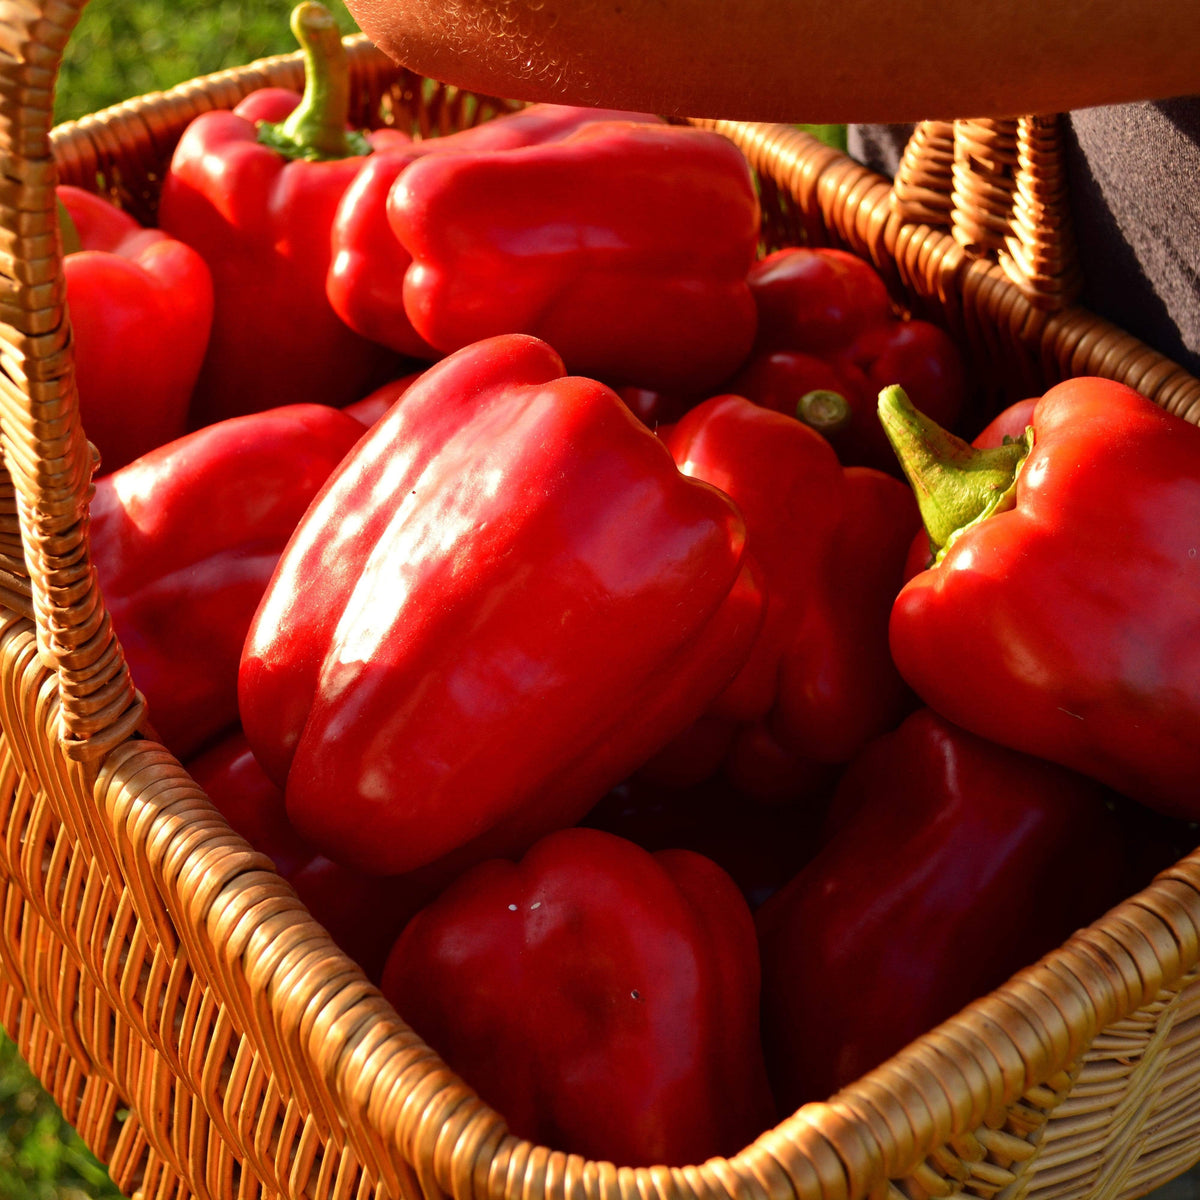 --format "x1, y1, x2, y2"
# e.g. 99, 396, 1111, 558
666, 396, 847, 723
735, 247, 967, 470
58, 185, 213, 473
389, 122, 761, 393
239, 335, 763, 876
157, 89, 407, 426
328, 104, 662, 356
381, 826, 776, 1166
341, 369, 423, 428
750, 247, 894, 352
93, 404, 364, 759
186, 731, 446, 980
886, 378, 1200, 818
757, 708, 1129, 1112
775, 464, 921, 762
657, 395, 919, 775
